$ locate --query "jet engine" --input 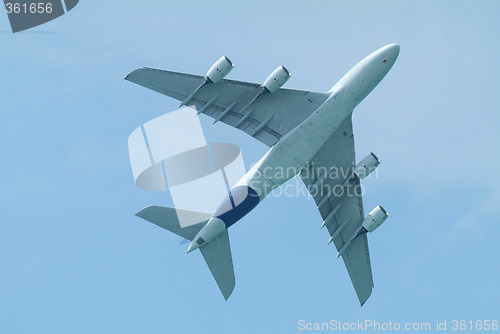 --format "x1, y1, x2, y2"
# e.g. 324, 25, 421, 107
180, 56, 234, 106
362, 206, 389, 233
263, 66, 291, 93
206, 56, 234, 83
353, 152, 380, 179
